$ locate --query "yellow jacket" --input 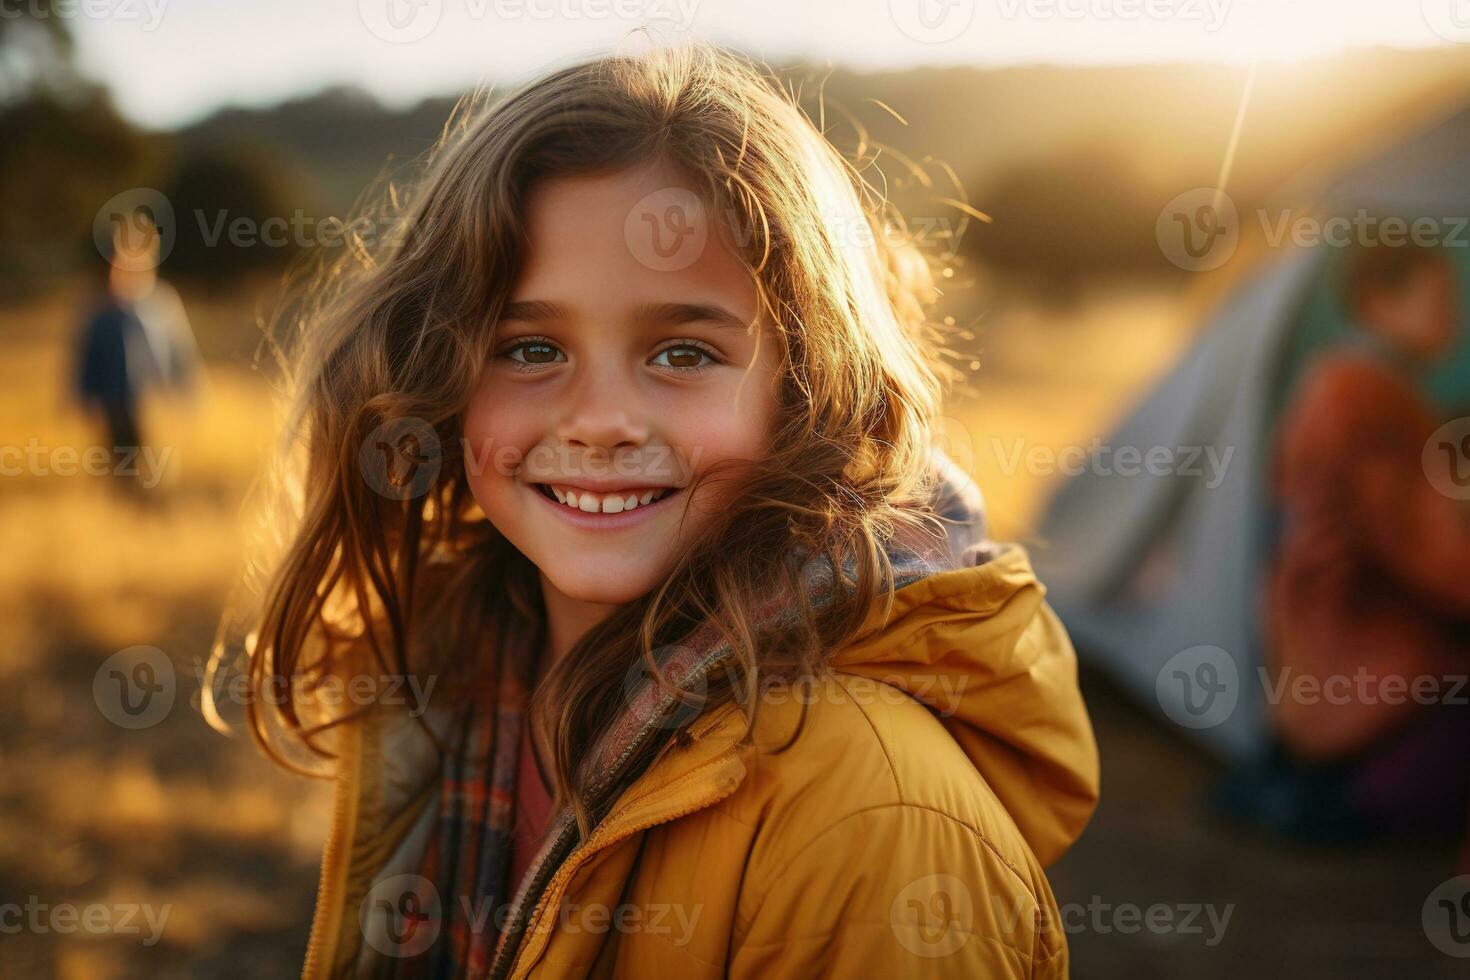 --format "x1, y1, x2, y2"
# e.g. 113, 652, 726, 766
302, 545, 1099, 978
